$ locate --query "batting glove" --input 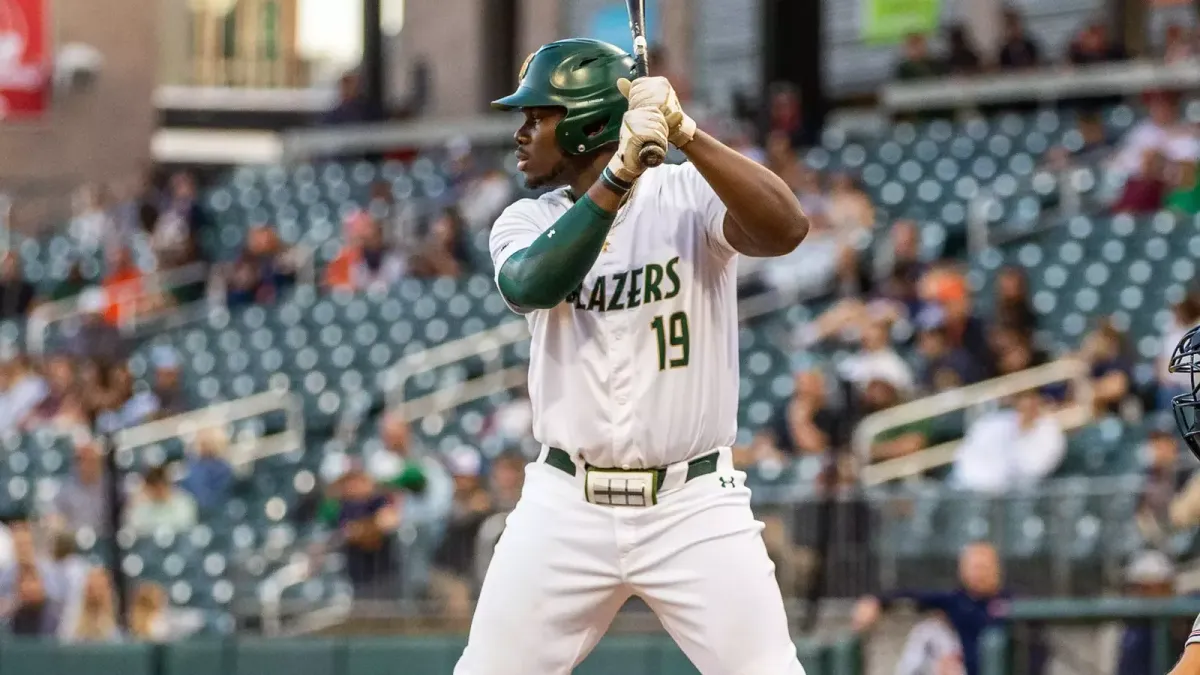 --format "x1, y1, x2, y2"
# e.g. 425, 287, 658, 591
605, 107, 670, 186
617, 76, 697, 149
